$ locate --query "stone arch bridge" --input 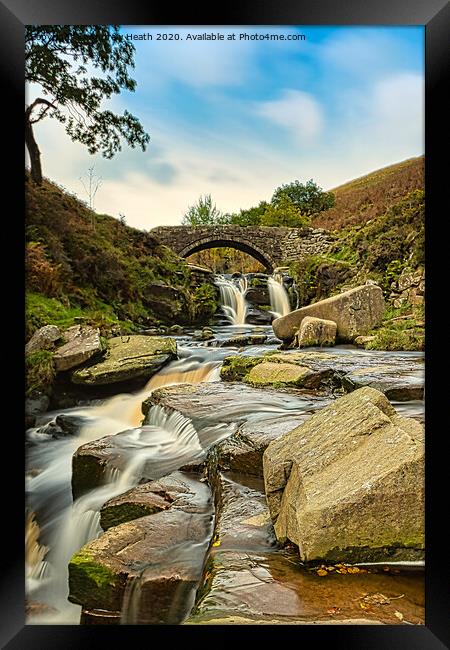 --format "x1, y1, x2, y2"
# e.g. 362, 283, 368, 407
151, 225, 335, 272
